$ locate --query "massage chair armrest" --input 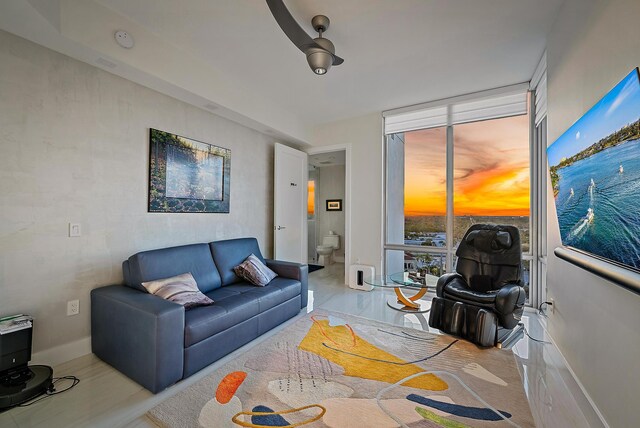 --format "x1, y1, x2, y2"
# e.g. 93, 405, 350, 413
495, 282, 527, 329
91, 285, 185, 393
436, 272, 464, 297
265, 259, 309, 308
